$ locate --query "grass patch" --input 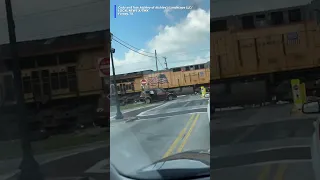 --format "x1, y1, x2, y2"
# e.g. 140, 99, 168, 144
0, 128, 108, 160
